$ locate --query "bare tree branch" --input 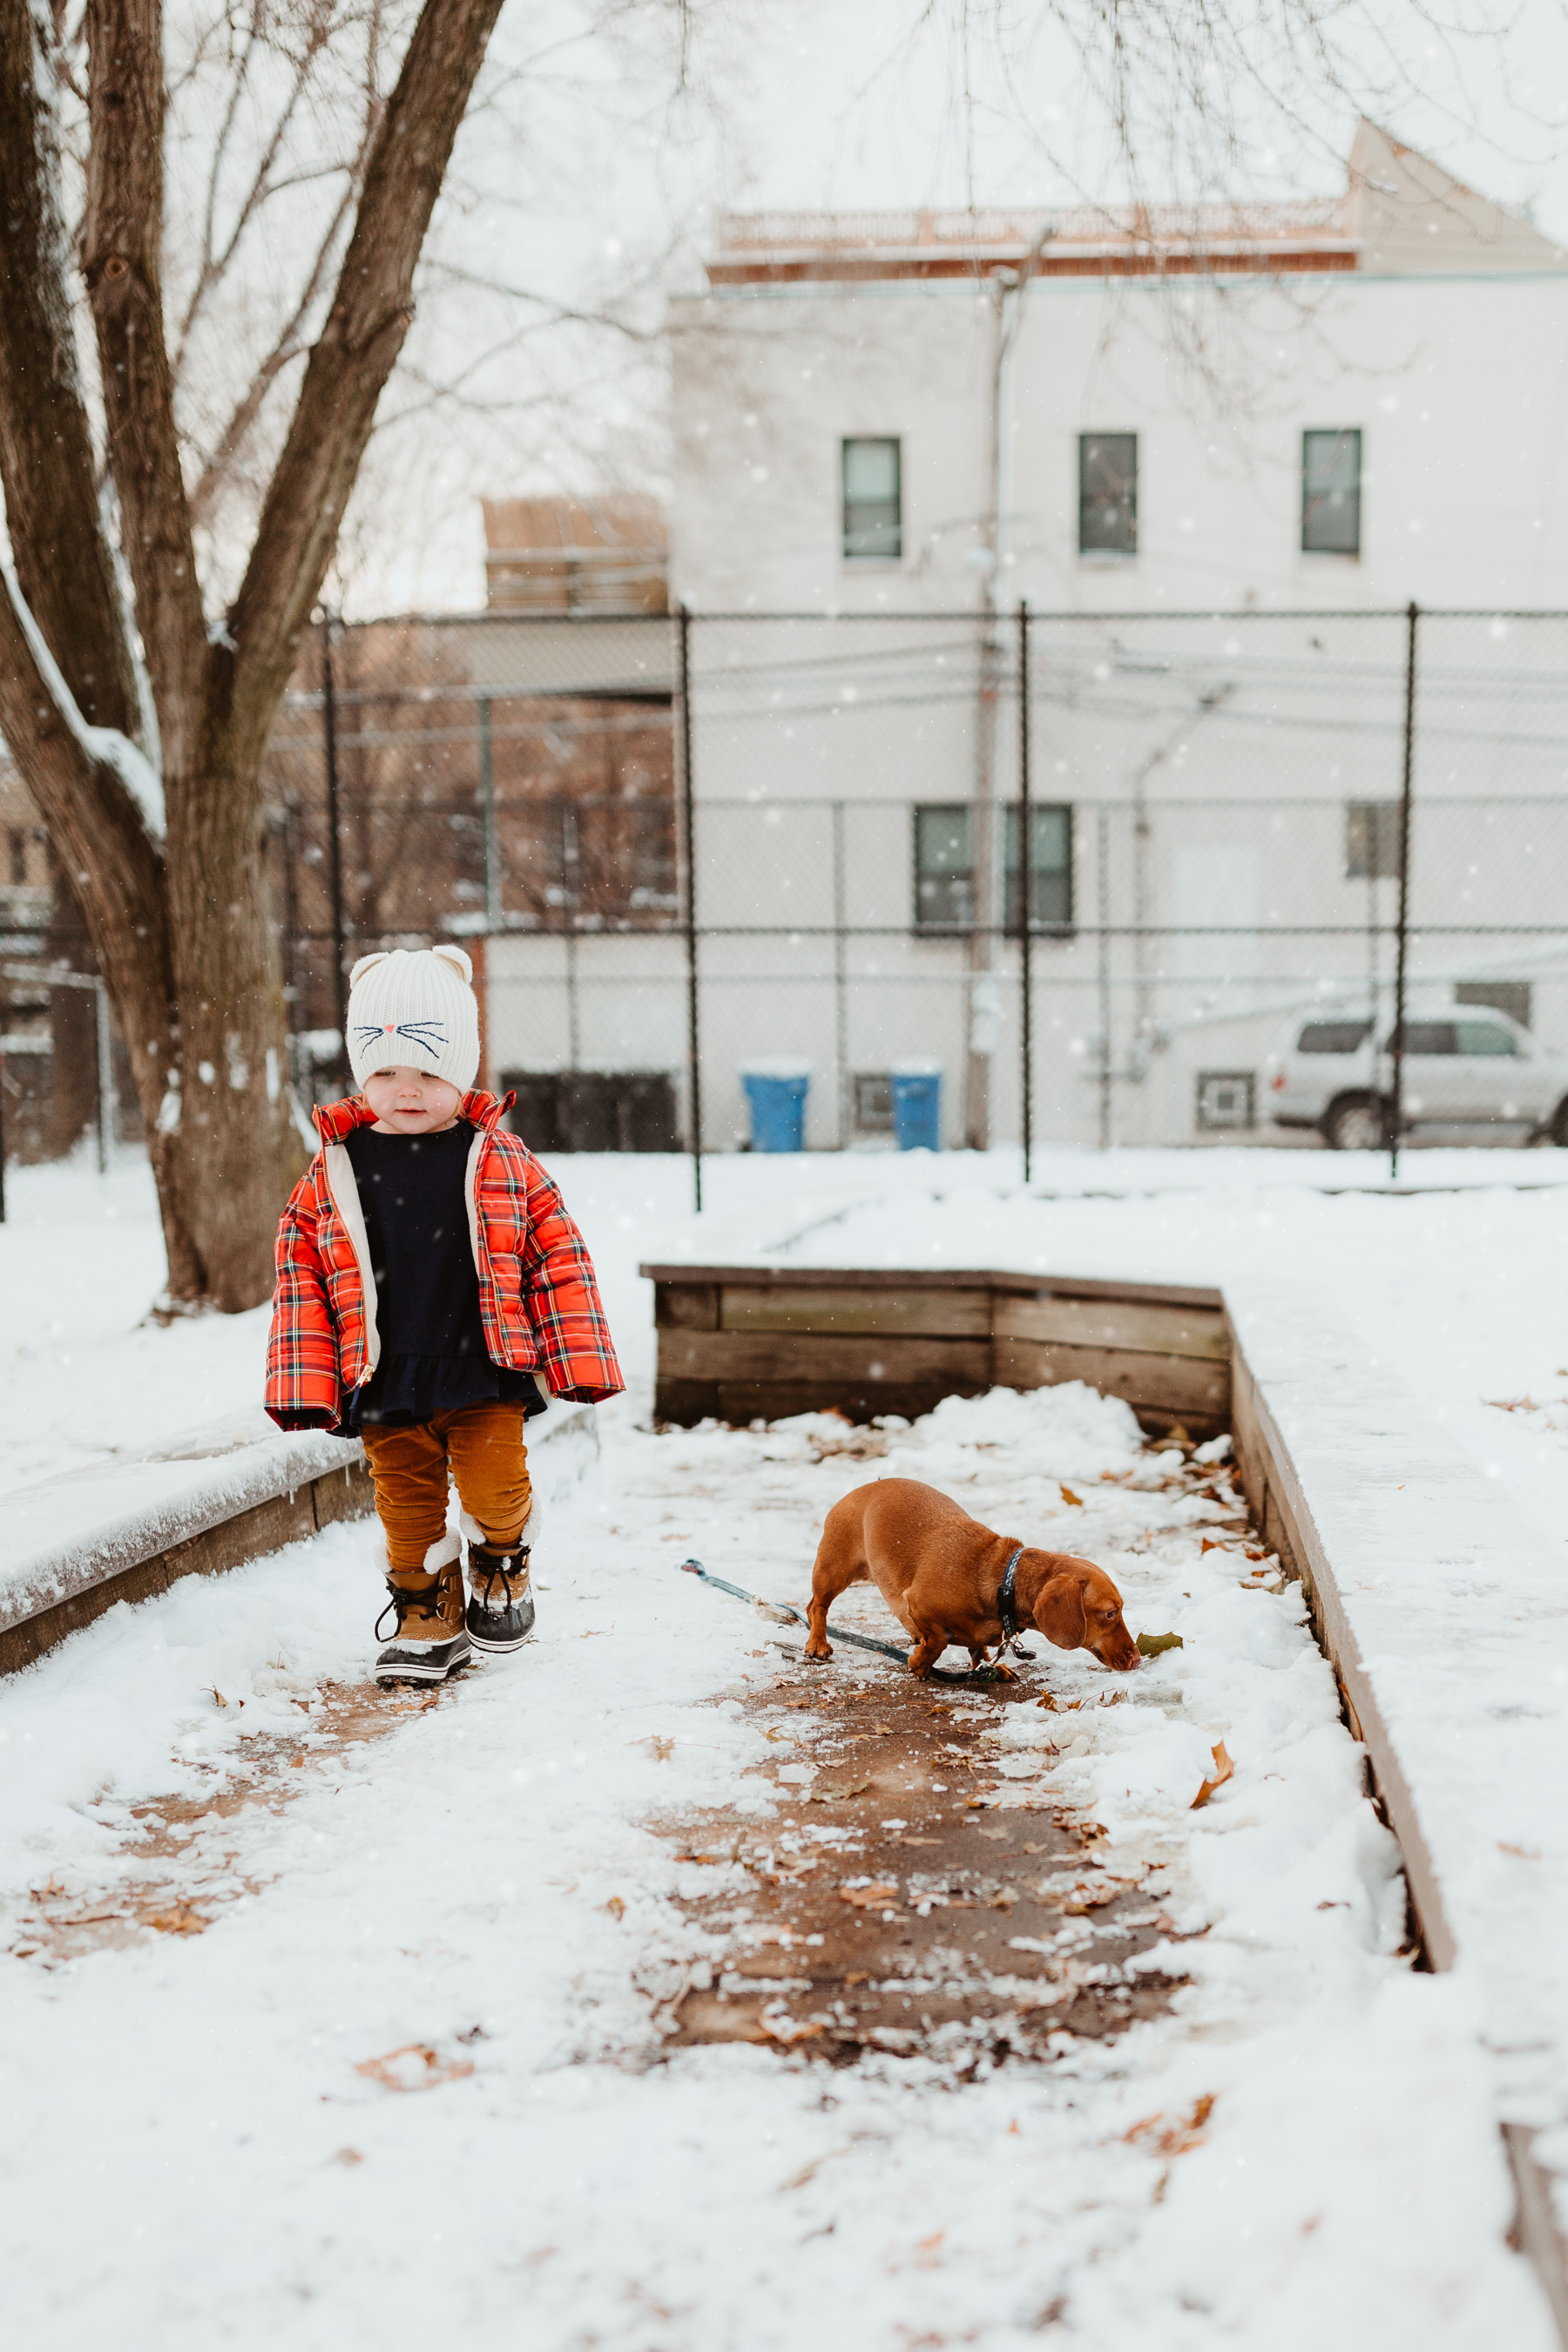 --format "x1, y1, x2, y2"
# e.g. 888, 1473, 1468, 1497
226, 0, 505, 766
84, 0, 208, 772
0, 0, 141, 739
187, 152, 370, 531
